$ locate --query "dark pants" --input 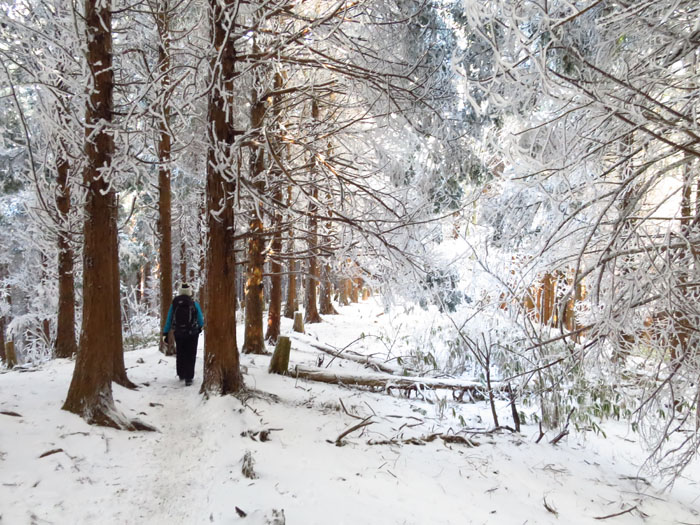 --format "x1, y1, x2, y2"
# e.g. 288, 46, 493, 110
175, 333, 199, 381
